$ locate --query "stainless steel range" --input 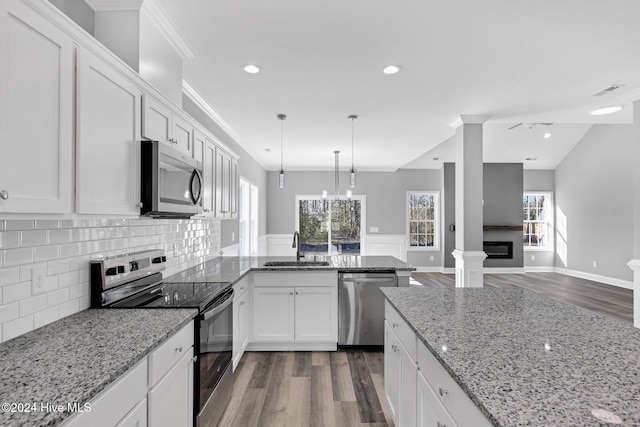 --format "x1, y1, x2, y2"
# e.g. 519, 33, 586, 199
90, 250, 233, 427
